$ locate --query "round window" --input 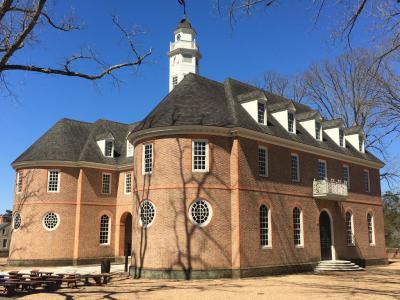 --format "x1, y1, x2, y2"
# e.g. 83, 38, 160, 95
43, 212, 59, 231
139, 200, 156, 228
13, 213, 21, 230
189, 200, 212, 227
